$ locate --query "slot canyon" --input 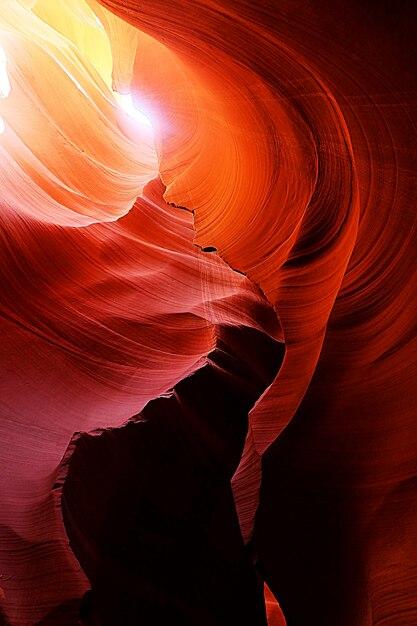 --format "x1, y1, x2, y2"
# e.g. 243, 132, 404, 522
0, 1, 416, 624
